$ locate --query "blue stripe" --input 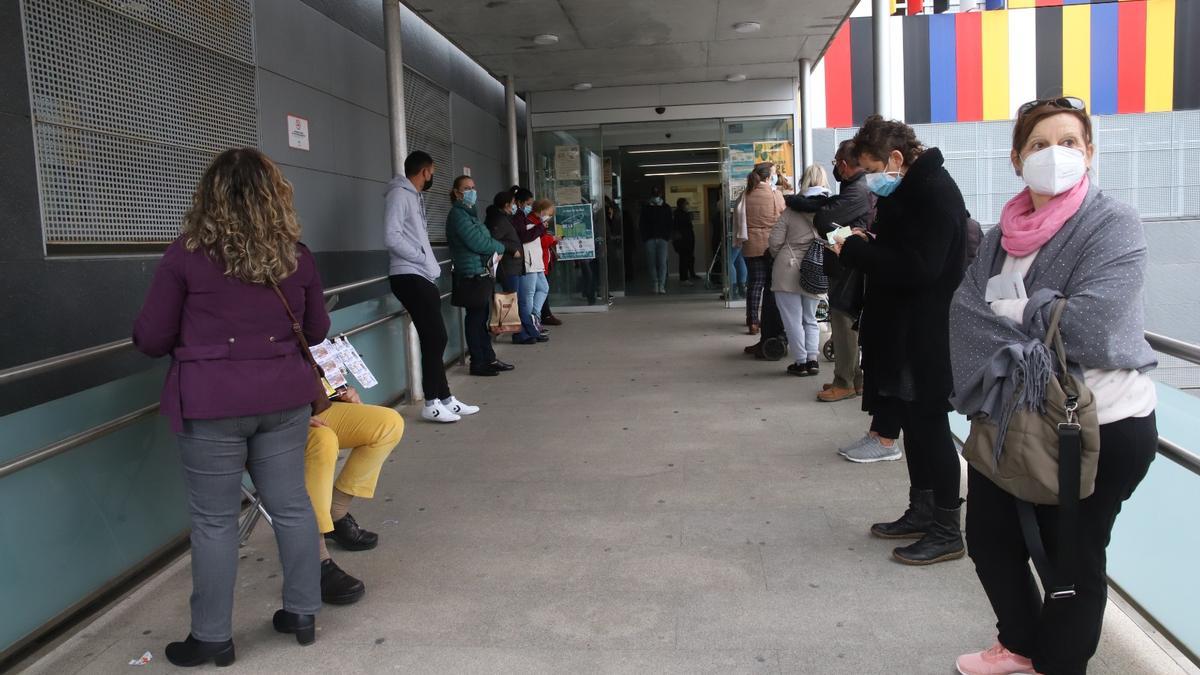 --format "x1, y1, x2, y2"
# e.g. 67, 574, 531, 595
928, 13, 958, 122
1091, 2, 1119, 115
985, 0, 1005, 10
1063, 0, 1090, 5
